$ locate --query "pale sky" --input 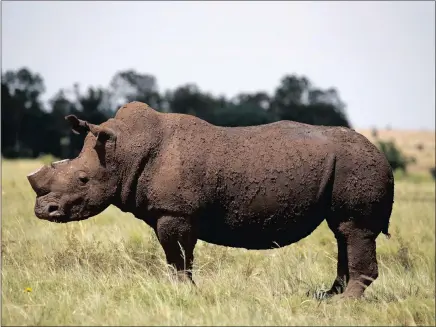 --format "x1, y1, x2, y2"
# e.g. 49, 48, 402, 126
2, 1, 435, 130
